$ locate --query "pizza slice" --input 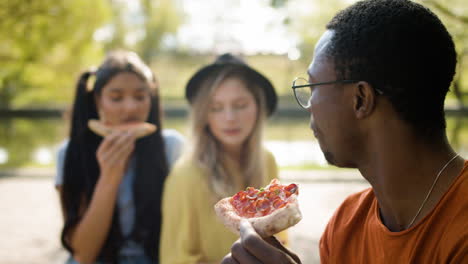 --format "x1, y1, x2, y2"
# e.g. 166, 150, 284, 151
214, 179, 302, 238
88, 119, 157, 139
